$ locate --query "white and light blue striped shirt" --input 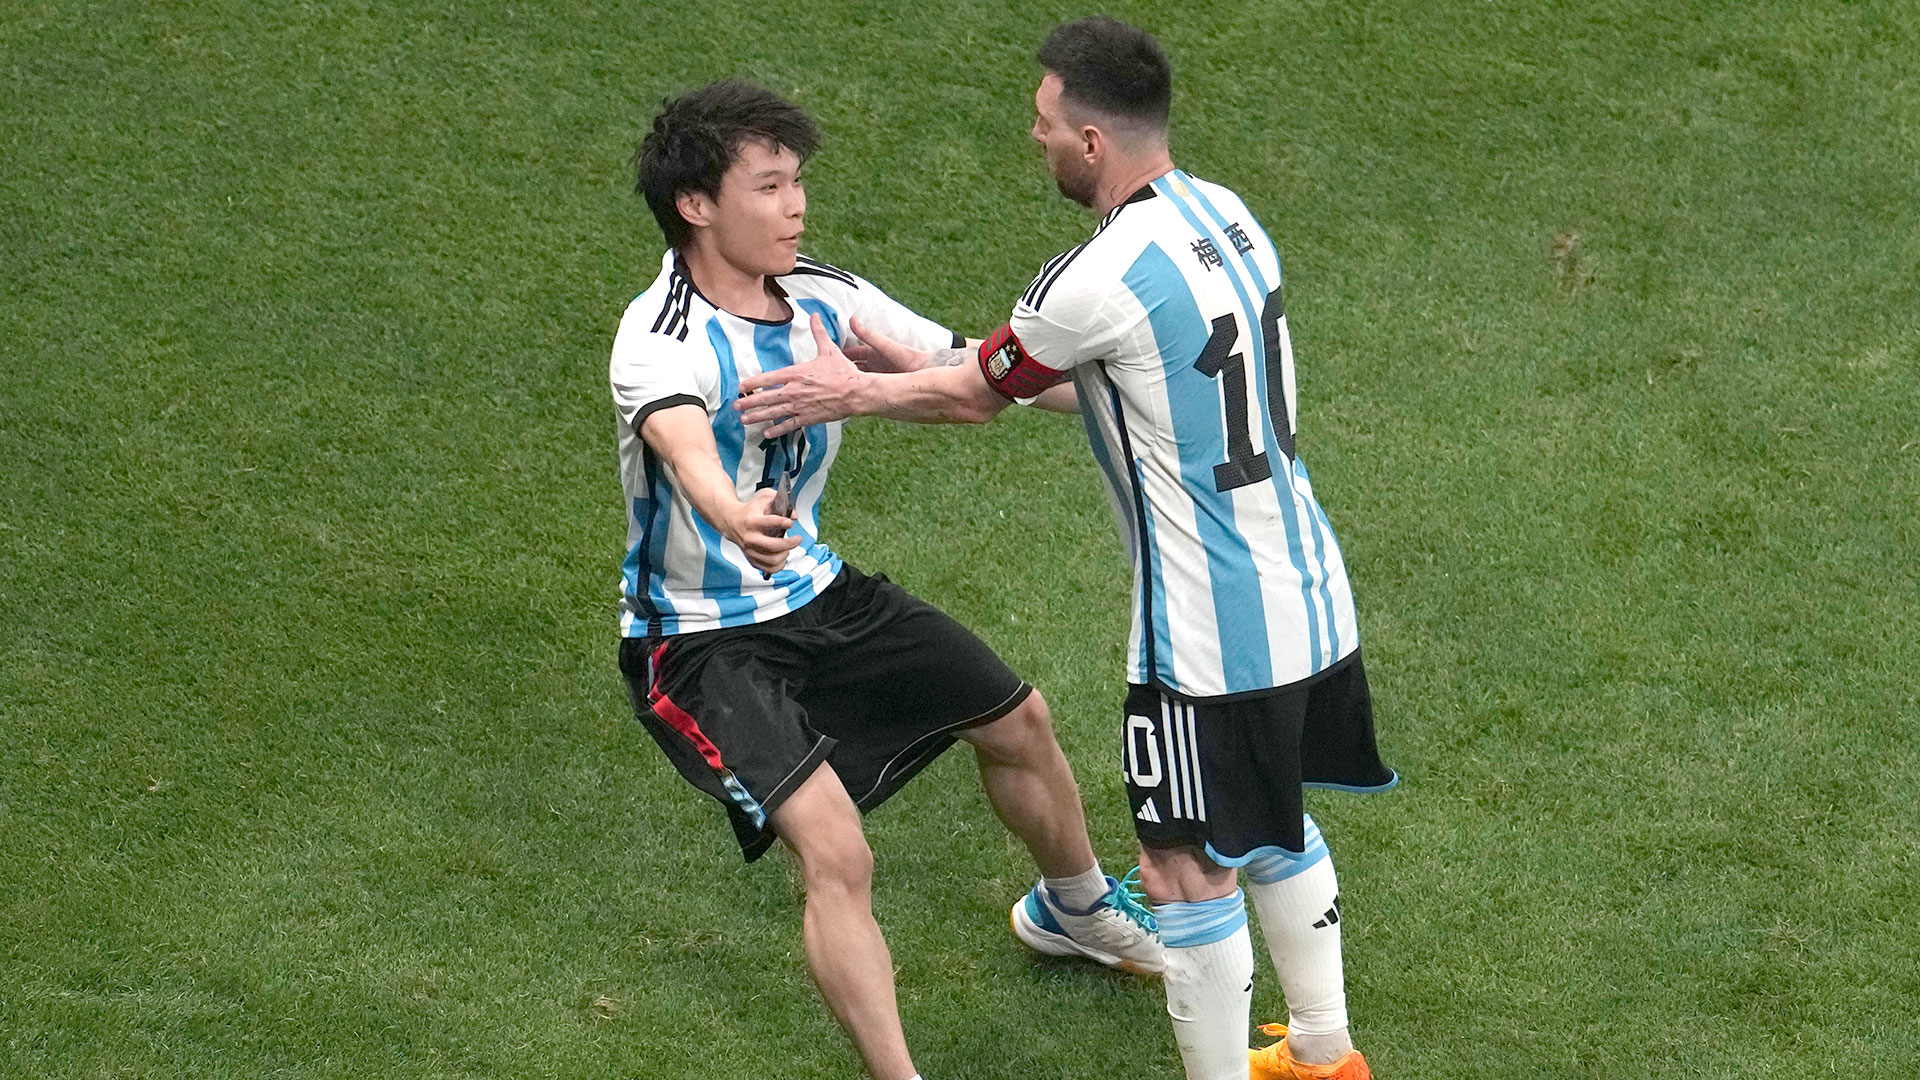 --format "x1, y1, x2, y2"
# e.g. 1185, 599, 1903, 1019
610, 251, 959, 638
1011, 171, 1359, 699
